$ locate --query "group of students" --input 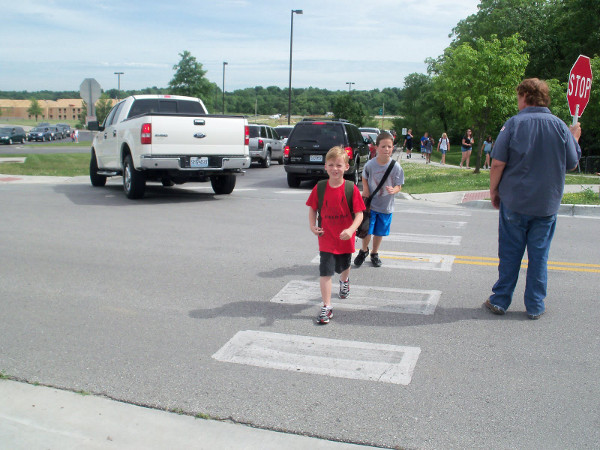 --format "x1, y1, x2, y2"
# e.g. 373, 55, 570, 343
306, 132, 404, 324
402, 128, 495, 169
